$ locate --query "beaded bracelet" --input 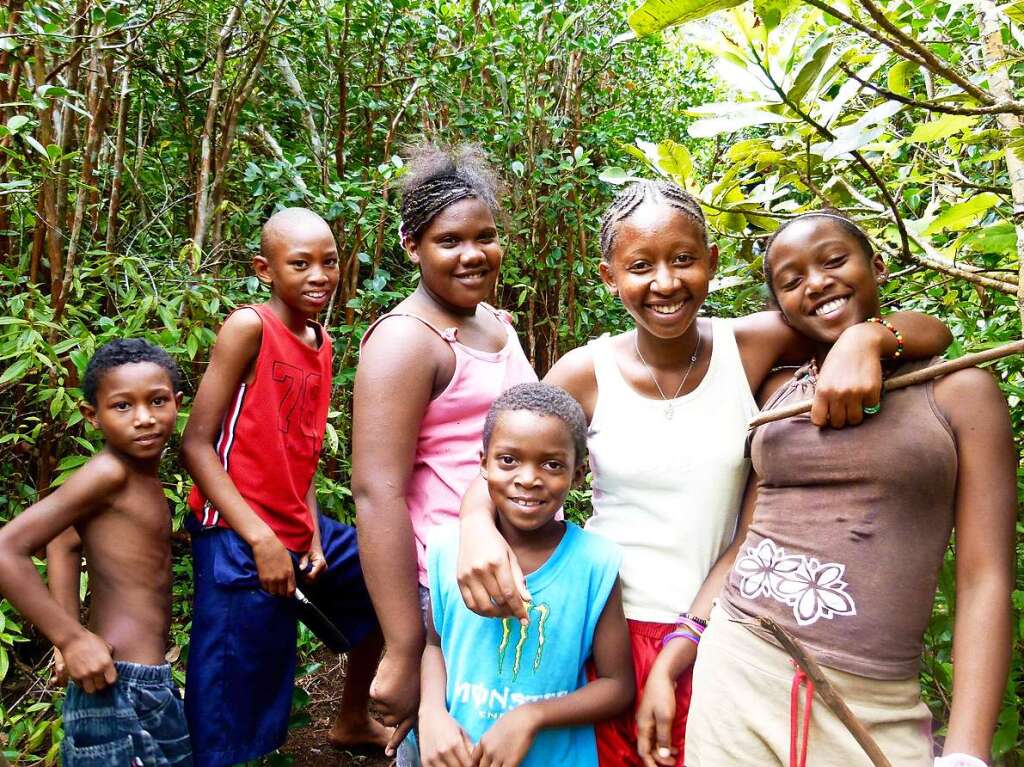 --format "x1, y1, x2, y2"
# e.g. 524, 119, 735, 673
678, 616, 706, 636
680, 612, 708, 629
660, 629, 700, 649
866, 317, 903, 359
